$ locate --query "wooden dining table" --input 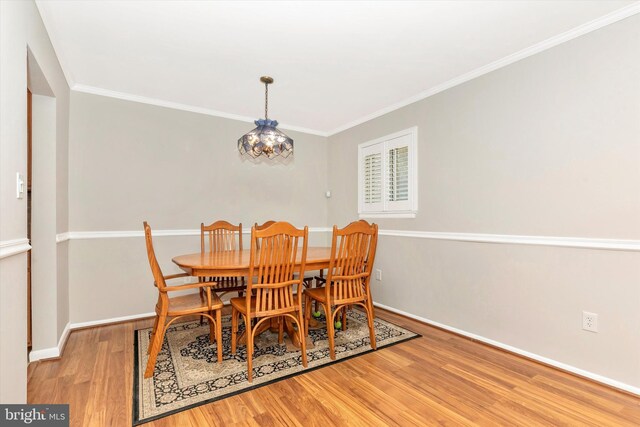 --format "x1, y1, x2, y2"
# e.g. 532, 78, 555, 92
172, 247, 332, 347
